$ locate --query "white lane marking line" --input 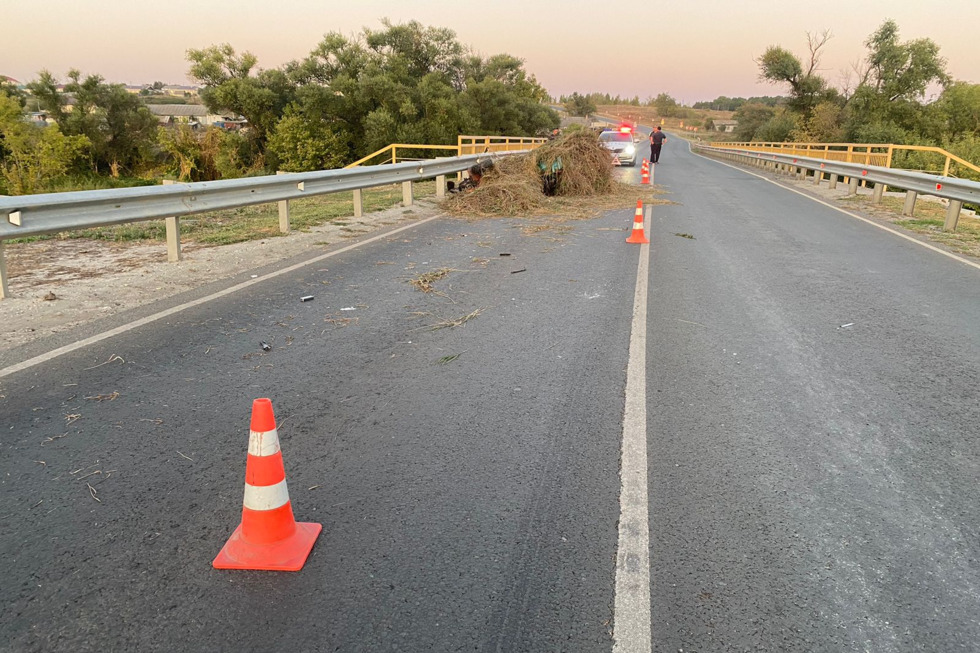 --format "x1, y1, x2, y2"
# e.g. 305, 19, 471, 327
691, 146, 980, 273
613, 230, 652, 651
0, 215, 443, 379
